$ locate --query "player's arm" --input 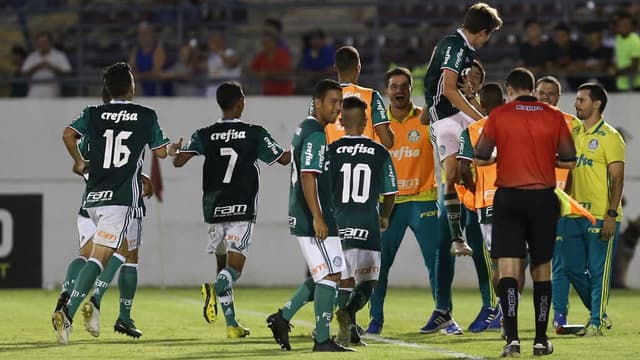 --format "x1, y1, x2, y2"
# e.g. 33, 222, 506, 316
62, 127, 86, 176
141, 172, 153, 198
442, 69, 483, 121
277, 151, 291, 165
602, 161, 624, 240
257, 127, 291, 166
556, 118, 577, 169
371, 90, 394, 148
375, 124, 394, 149
380, 194, 395, 232
169, 137, 198, 167
474, 119, 496, 166
379, 154, 398, 231
301, 171, 328, 240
